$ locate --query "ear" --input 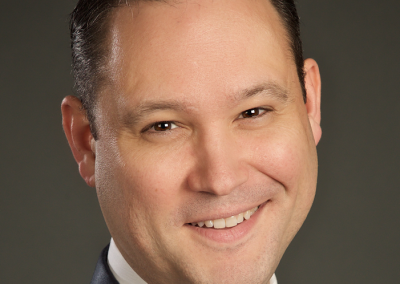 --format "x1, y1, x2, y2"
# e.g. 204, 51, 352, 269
304, 58, 322, 145
61, 96, 96, 187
